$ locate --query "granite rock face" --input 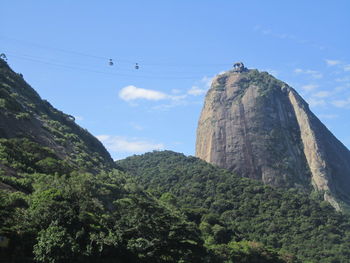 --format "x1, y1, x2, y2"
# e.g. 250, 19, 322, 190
196, 69, 350, 210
